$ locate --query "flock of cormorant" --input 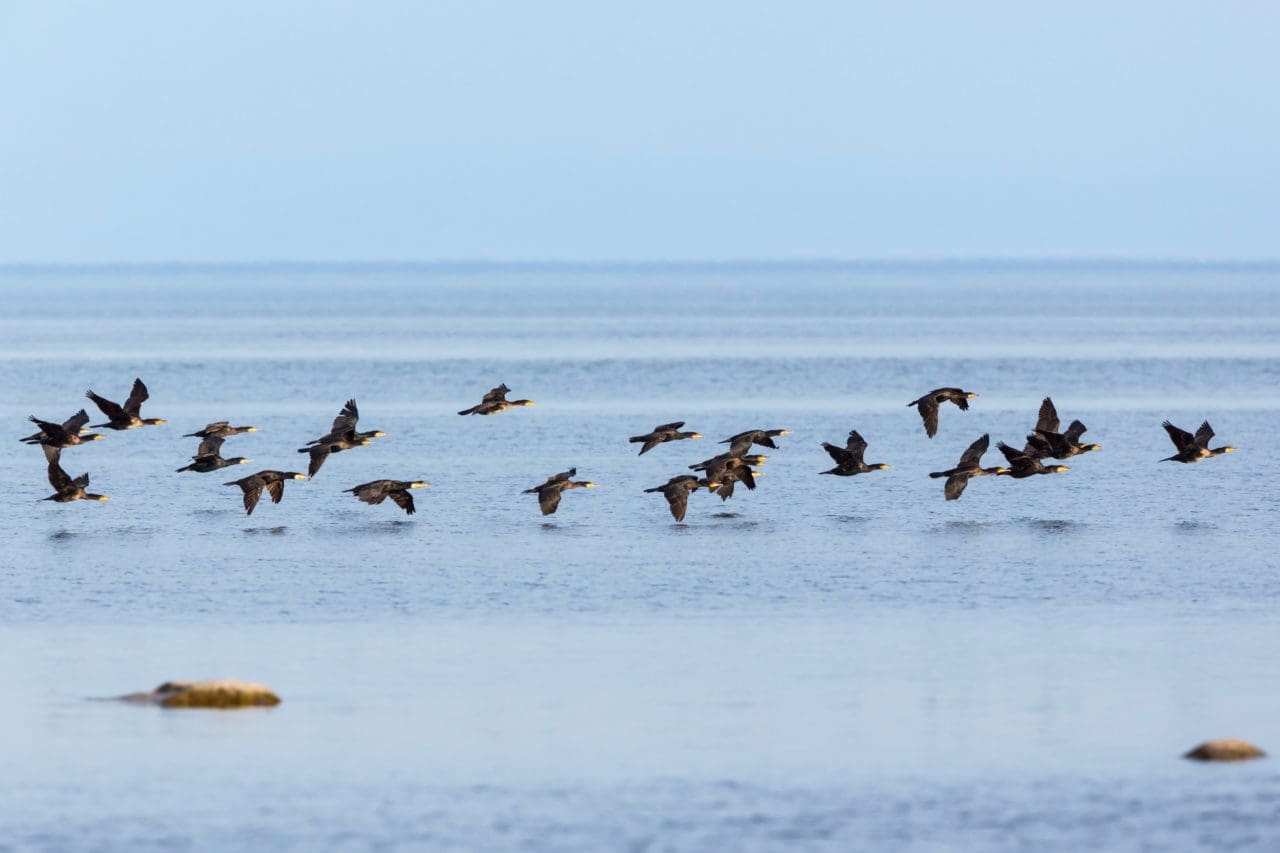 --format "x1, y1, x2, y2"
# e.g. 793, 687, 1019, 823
23, 379, 1237, 521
